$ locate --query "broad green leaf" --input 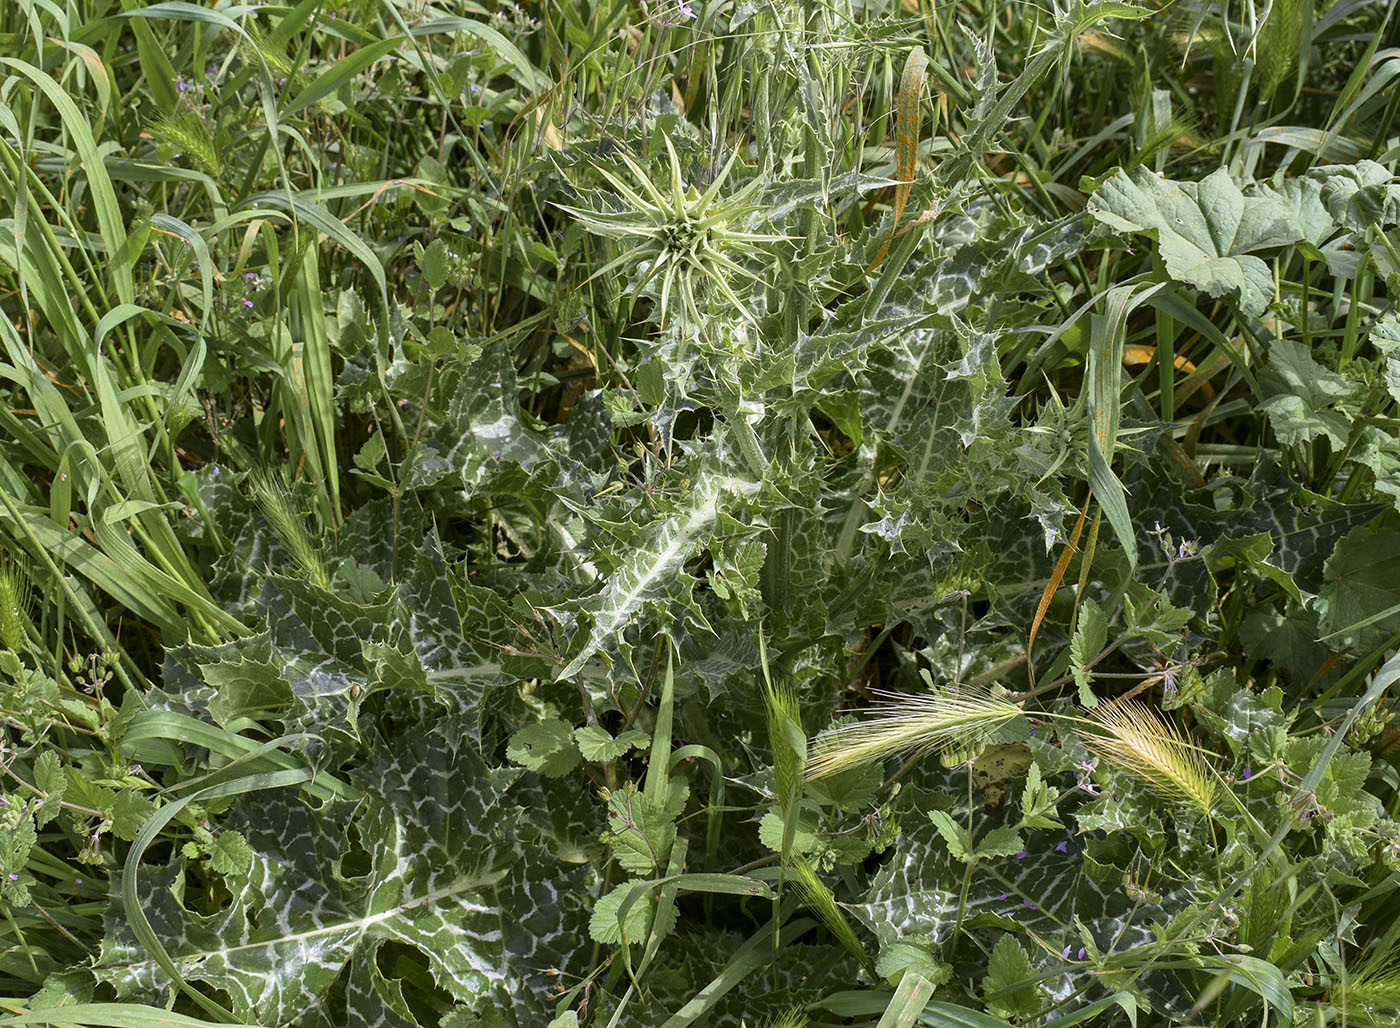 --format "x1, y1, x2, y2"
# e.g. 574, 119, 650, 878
1088, 167, 1299, 316
34, 750, 66, 828
99, 732, 591, 1027
875, 940, 949, 987
605, 781, 684, 876
507, 719, 581, 778
575, 725, 649, 762
206, 830, 253, 876
1257, 339, 1356, 447
418, 238, 451, 291
1311, 160, 1400, 230
1315, 522, 1400, 652
927, 810, 974, 863
973, 826, 1026, 861
590, 881, 657, 945
982, 935, 1041, 1021
1019, 762, 1064, 830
